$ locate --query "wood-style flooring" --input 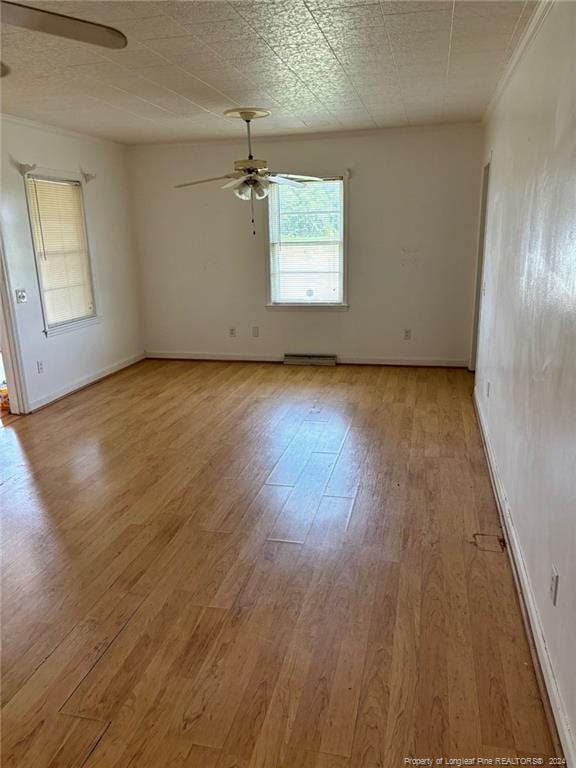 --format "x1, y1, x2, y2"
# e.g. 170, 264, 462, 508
1, 409, 19, 427
1, 360, 556, 767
